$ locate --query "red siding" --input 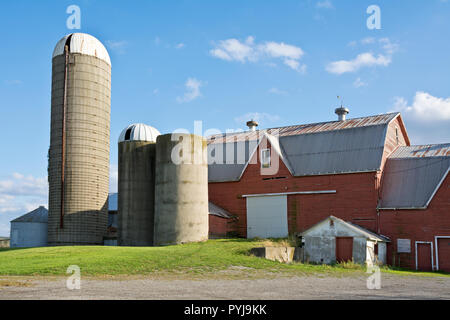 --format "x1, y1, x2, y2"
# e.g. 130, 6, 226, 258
208, 215, 237, 238
209, 137, 380, 238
